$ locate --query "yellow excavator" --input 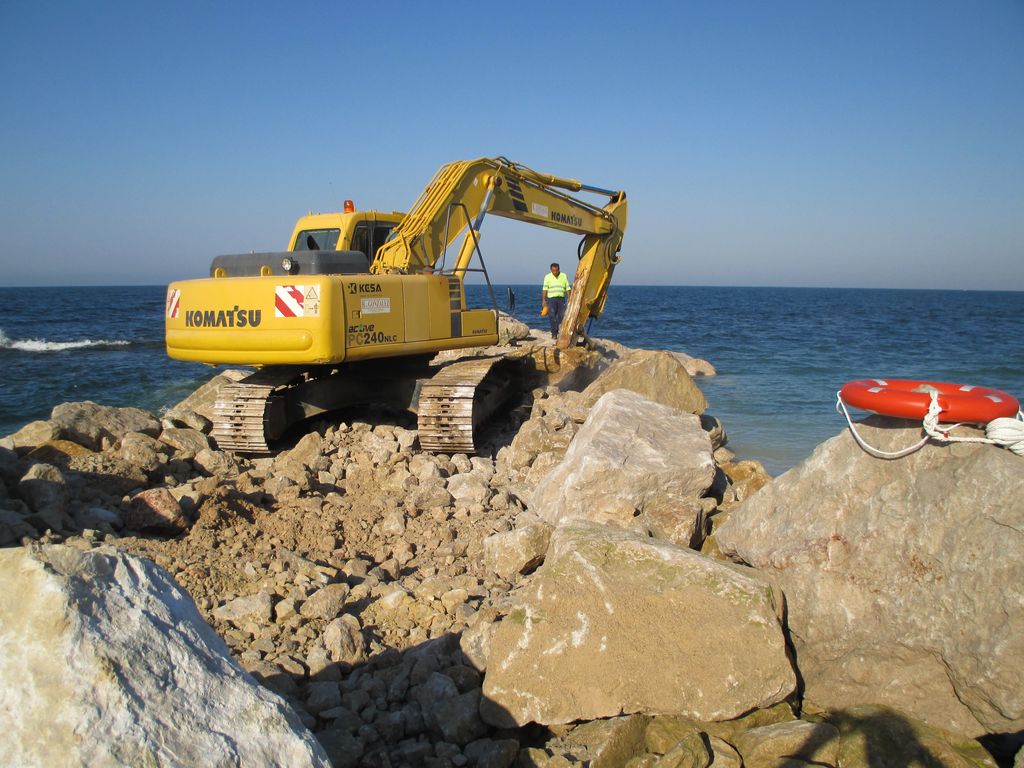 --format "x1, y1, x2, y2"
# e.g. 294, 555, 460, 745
165, 157, 627, 454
